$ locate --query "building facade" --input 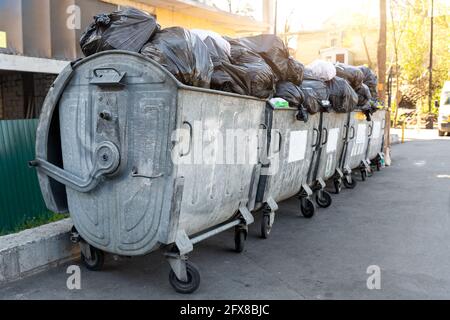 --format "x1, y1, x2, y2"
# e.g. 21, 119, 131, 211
293, 15, 379, 69
0, 0, 272, 120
